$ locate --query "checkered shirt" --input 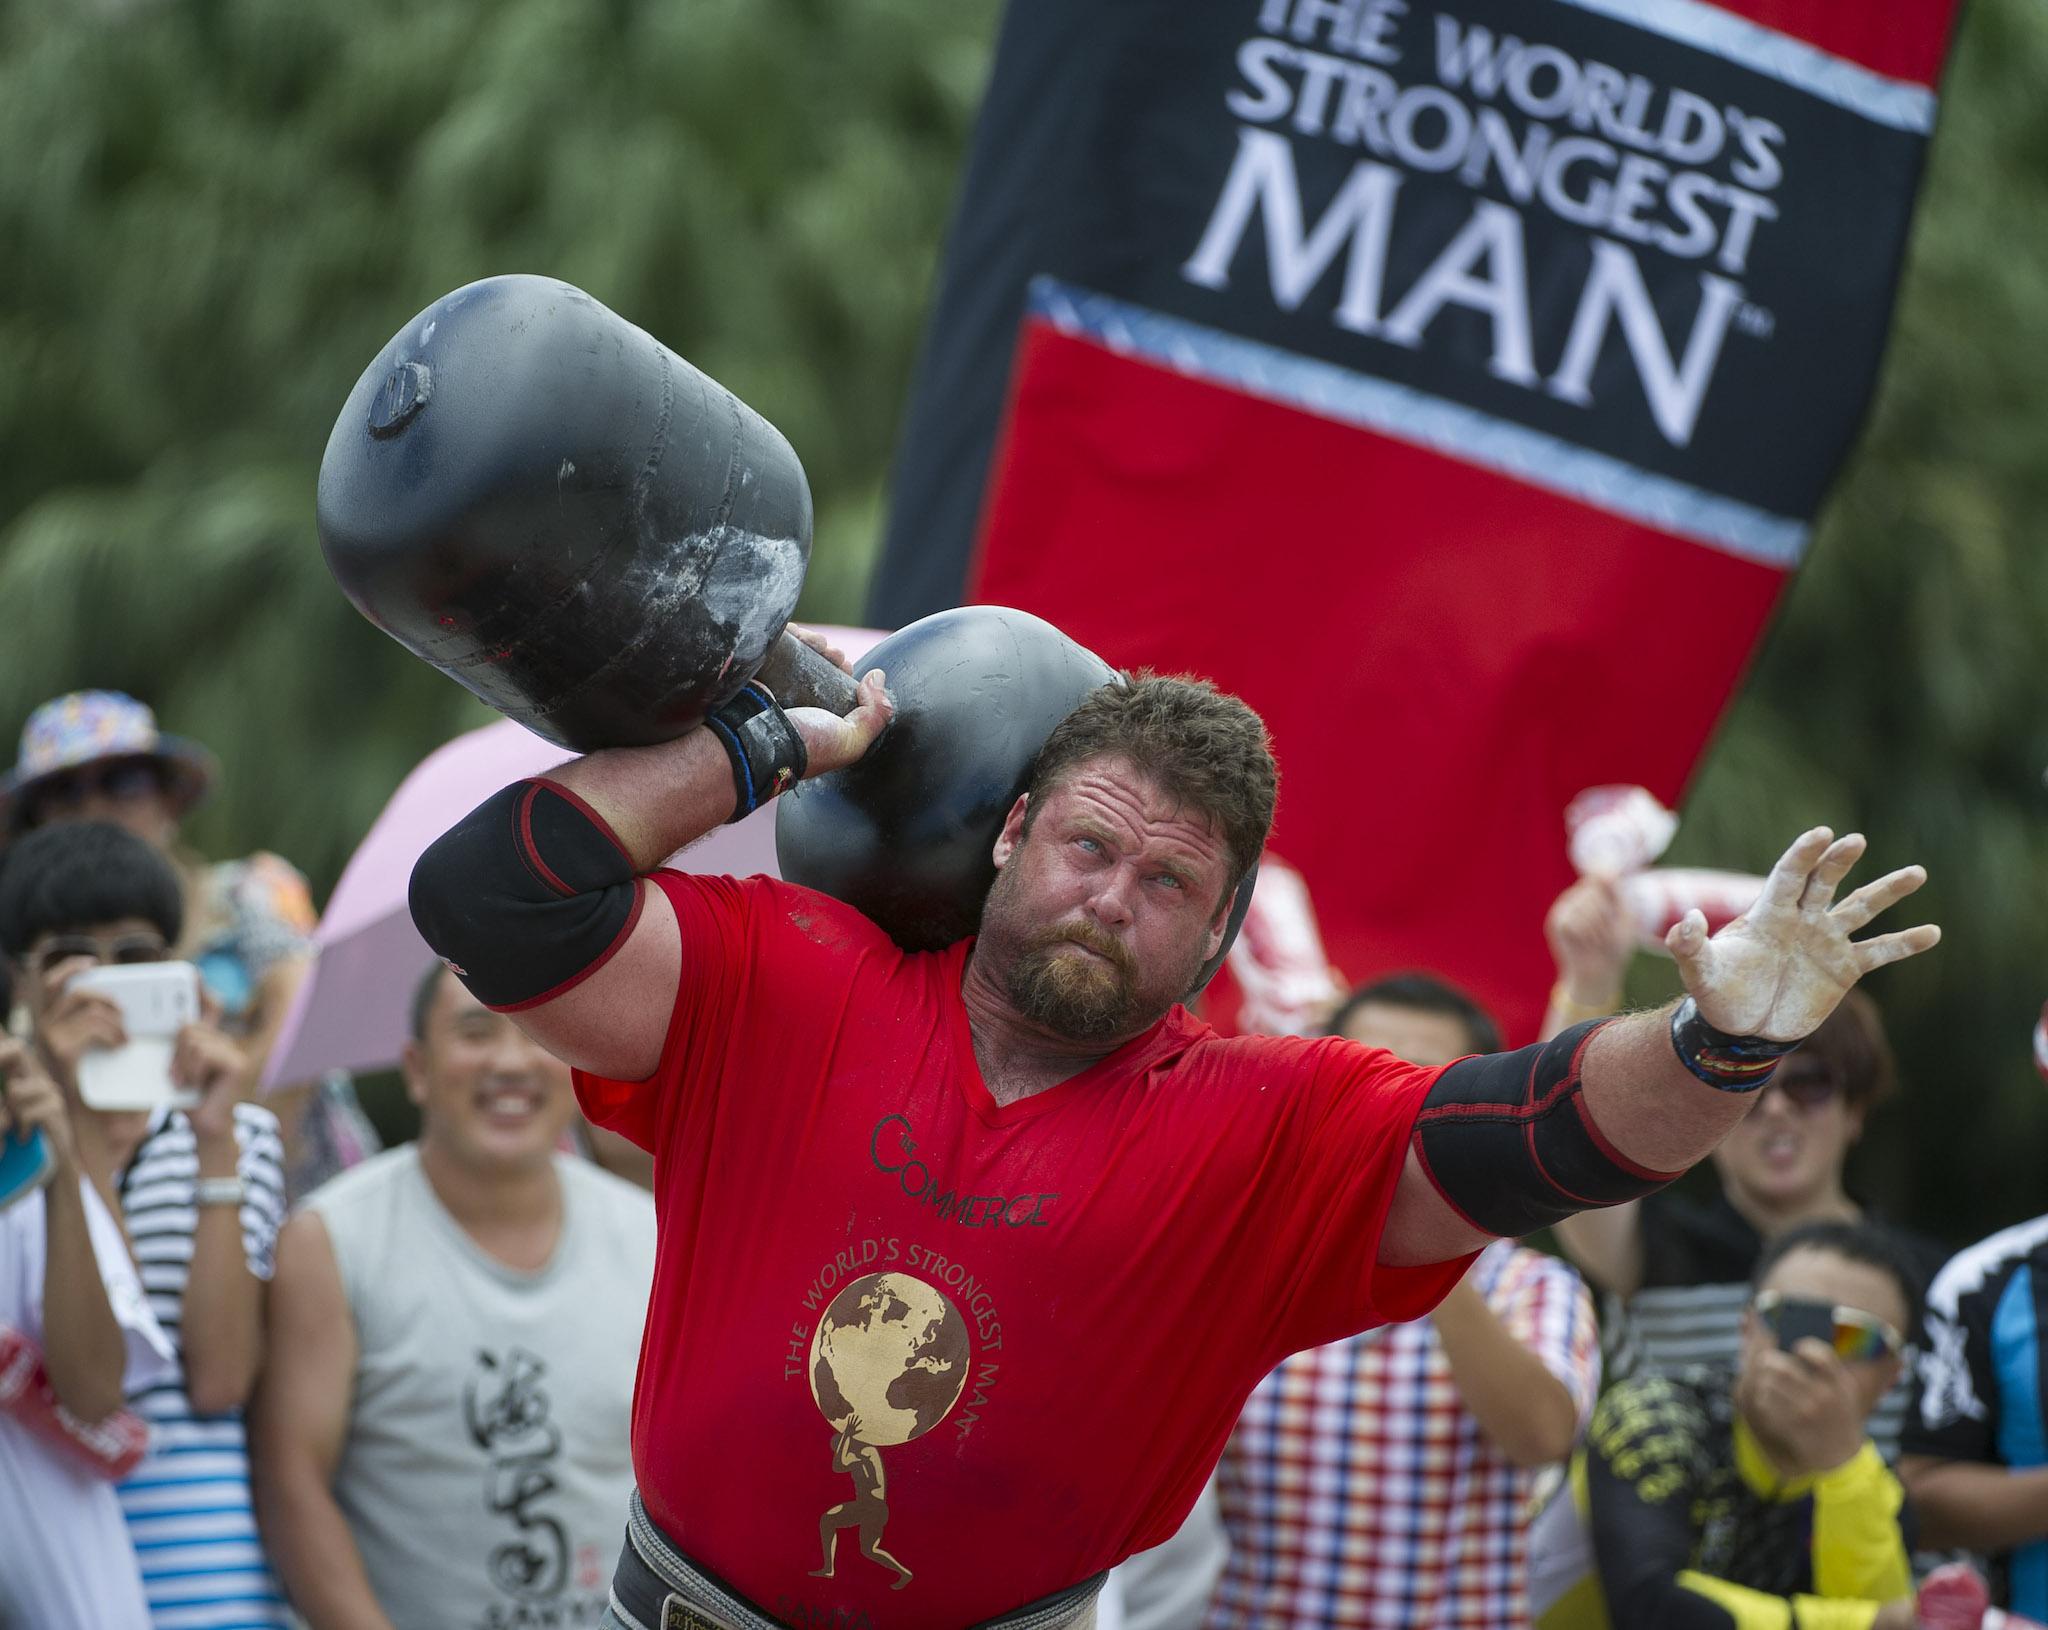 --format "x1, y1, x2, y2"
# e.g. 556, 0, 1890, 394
1204, 1241, 1599, 1629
